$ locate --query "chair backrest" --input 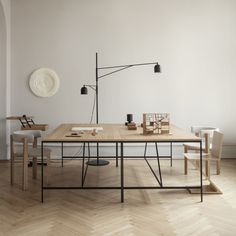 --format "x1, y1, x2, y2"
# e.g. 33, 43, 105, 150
10, 132, 33, 159
191, 126, 220, 153
191, 126, 219, 137
13, 130, 41, 143
12, 132, 34, 143
11, 130, 42, 154
211, 131, 224, 159
13, 130, 41, 138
